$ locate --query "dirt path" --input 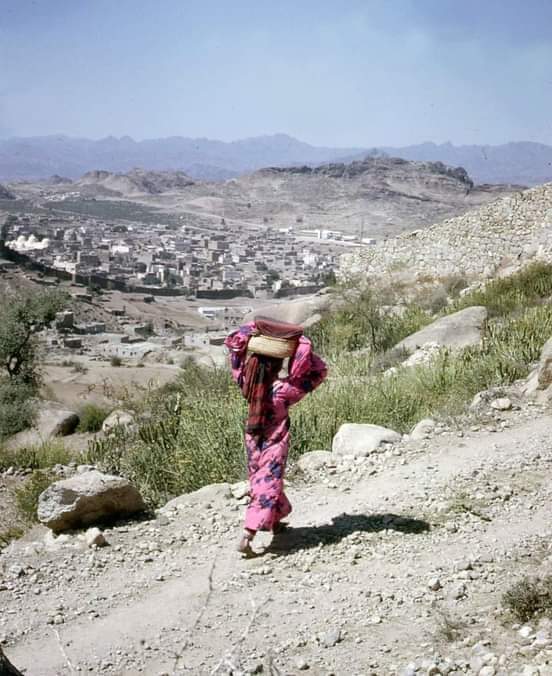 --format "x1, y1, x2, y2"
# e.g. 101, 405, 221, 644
1, 408, 552, 675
